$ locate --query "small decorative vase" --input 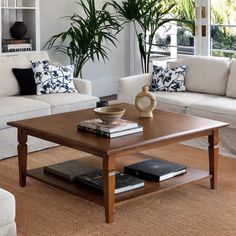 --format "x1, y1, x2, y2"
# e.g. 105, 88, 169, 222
135, 85, 157, 118
10, 21, 27, 39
